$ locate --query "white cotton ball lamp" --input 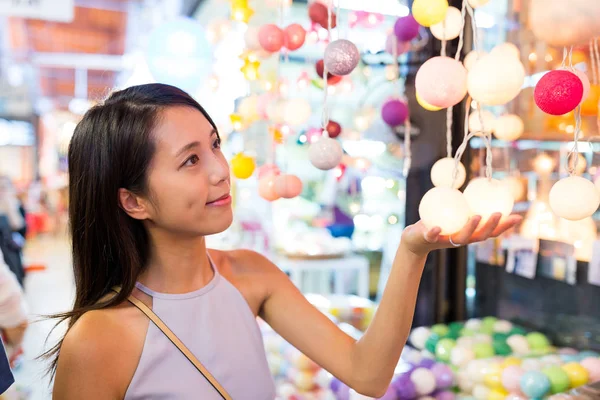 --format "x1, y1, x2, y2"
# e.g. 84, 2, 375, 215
463, 177, 515, 220
490, 43, 521, 60
419, 187, 471, 235
501, 176, 526, 202
493, 114, 524, 141
283, 98, 312, 126
309, 135, 343, 170
468, 110, 496, 134
410, 327, 432, 350
430, 6, 463, 41
467, 53, 525, 106
467, 0, 489, 8
549, 175, 600, 221
410, 368, 437, 396
464, 50, 486, 71
529, 0, 600, 47
431, 157, 467, 189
